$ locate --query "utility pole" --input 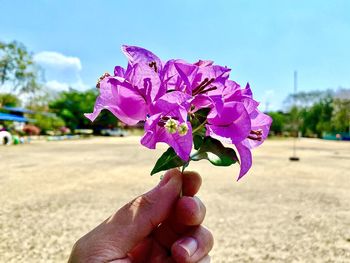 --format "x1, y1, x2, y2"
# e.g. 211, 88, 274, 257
265, 101, 270, 113
290, 70, 300, 161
